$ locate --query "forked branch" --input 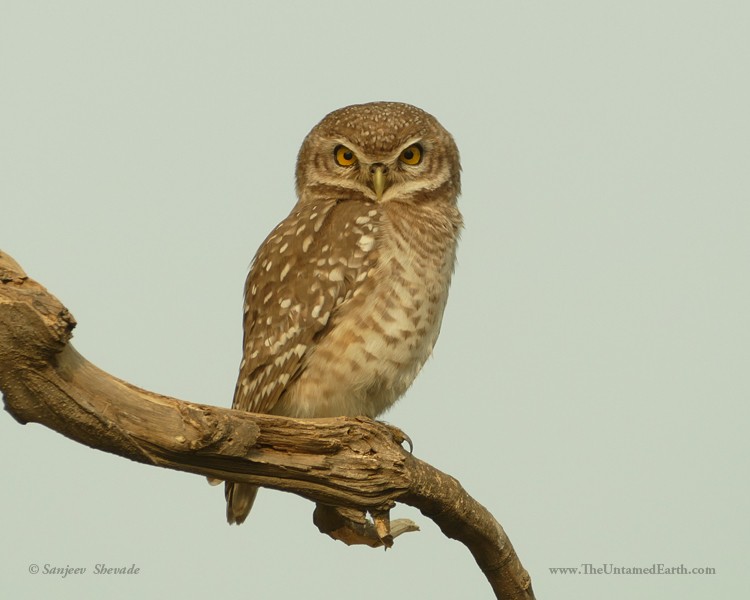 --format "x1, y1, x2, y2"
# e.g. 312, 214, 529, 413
0, 250, 535, 600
